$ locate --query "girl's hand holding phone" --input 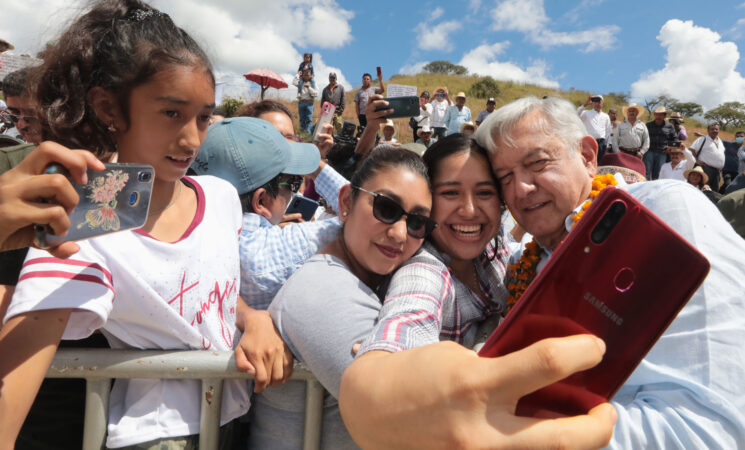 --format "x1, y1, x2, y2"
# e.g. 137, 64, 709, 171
0, 142, 104, 258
